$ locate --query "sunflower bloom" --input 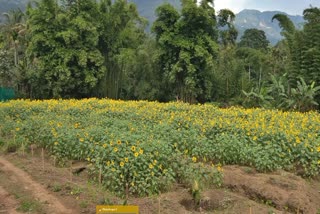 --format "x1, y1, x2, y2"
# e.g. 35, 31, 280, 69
192, 157, 197, 163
